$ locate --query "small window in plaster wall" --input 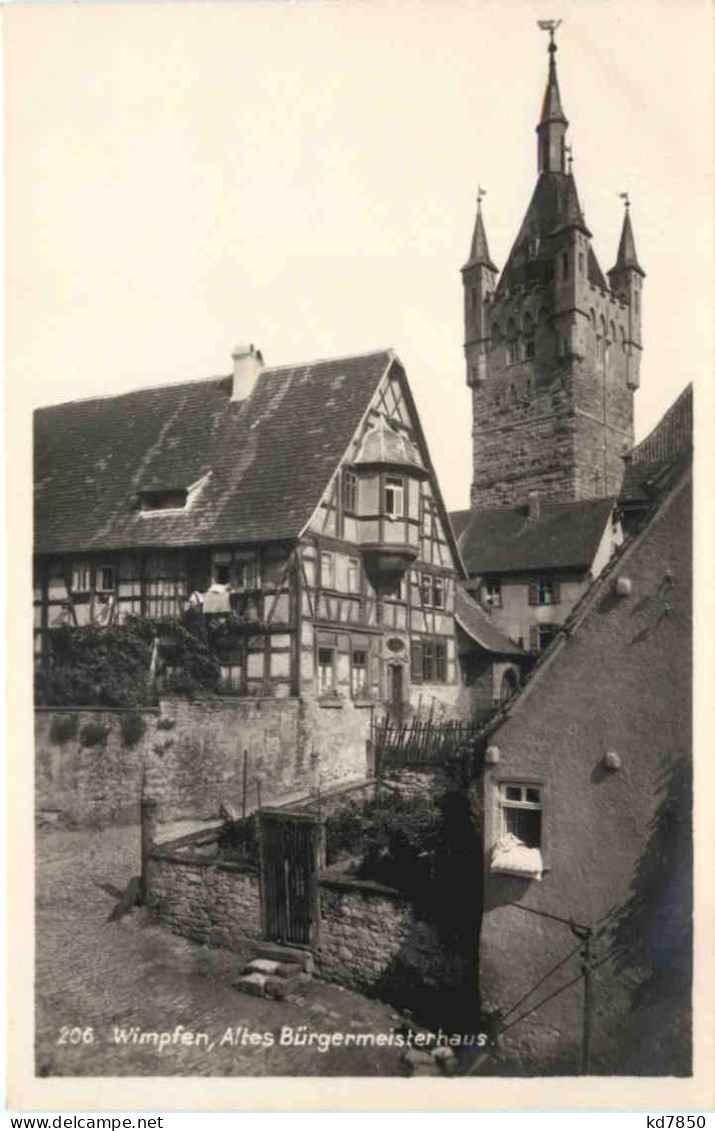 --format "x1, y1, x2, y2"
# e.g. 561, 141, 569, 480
499, 783, 542, 847
321, 551, 335, 589
72, 562, 91, 593
97, 565, 116, 592
482, 581, 502, 609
